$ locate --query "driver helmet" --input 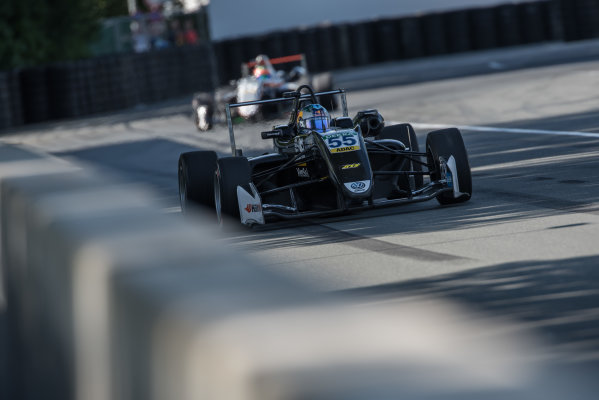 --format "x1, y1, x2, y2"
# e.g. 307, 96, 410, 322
253, 54, 272, 79
253, 65, 270, 79
297, 104, 331, 133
